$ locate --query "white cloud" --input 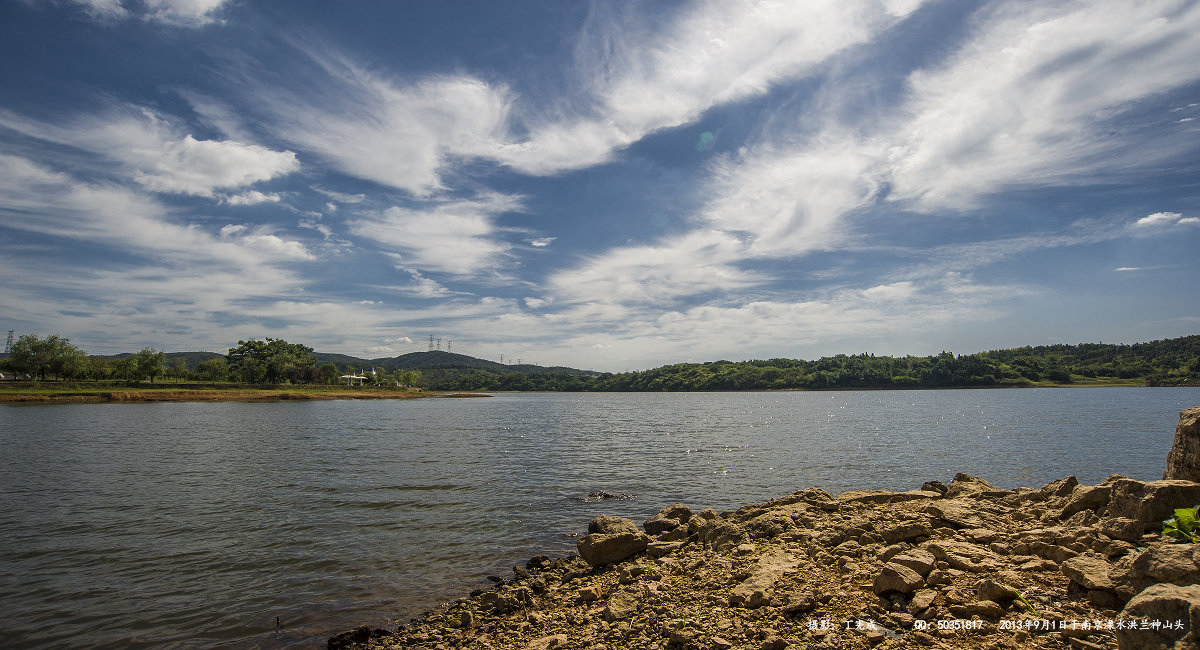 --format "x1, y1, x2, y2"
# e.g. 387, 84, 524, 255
548, 230, 762, 305
552, 0, 1200, 314
218, 224, 248, 238
260, 60, 511, 195
530, 237, 556, 248
225, 190, 282, 206
349, 194, 523, 275
700, 138, 883, 257
126, 133, 297, 197
70, 0, 127, 20
886, 0, 1200, 210
1132, 211, 1197, 229
497, 0, 928, 174
142, 0, 228, 26
67, 0, 229, 26
396, 268, 454, 298
0, 153, 312, 266
312, 187, 367, 204
0, 106, 298, 197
